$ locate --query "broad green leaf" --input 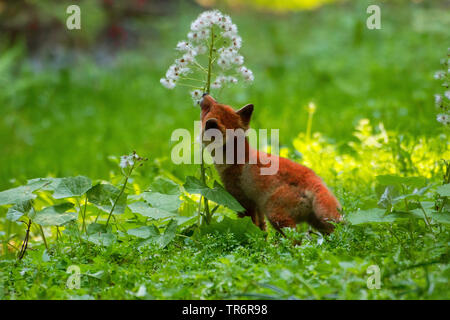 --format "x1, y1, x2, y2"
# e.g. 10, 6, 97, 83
86, 223, 110, 235
376, 175, 427, 188
209, 181, 245, 212
86, 270, 106, 280
347, 209, 387, 225
184, 176, 244, 212
52, 176, 92, 199
127, 225, 160, 239
42, 250, 50, 262
436, 184, 450, 197
183, 176, 207, 194
420, 201, 436, 209
0, 180, 50, 205
83, 232, 116, 247
347, 208, 421, 225
128, 201, 175, 219
174, 215, 197, 228
377, 186, 397, 209
197, 216, 265, 243
27, 178, 61, 191
34, 203, 77, 226
6, 200, 32, 221
34, 212, 77, 226
142, 192, 181, 212
39, 202, 74, 214
87, 183, 127, 214
150, 177, 181, 196
138, 220, 178, 249
430, 212, 450, 224
158, 219, 178, 248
